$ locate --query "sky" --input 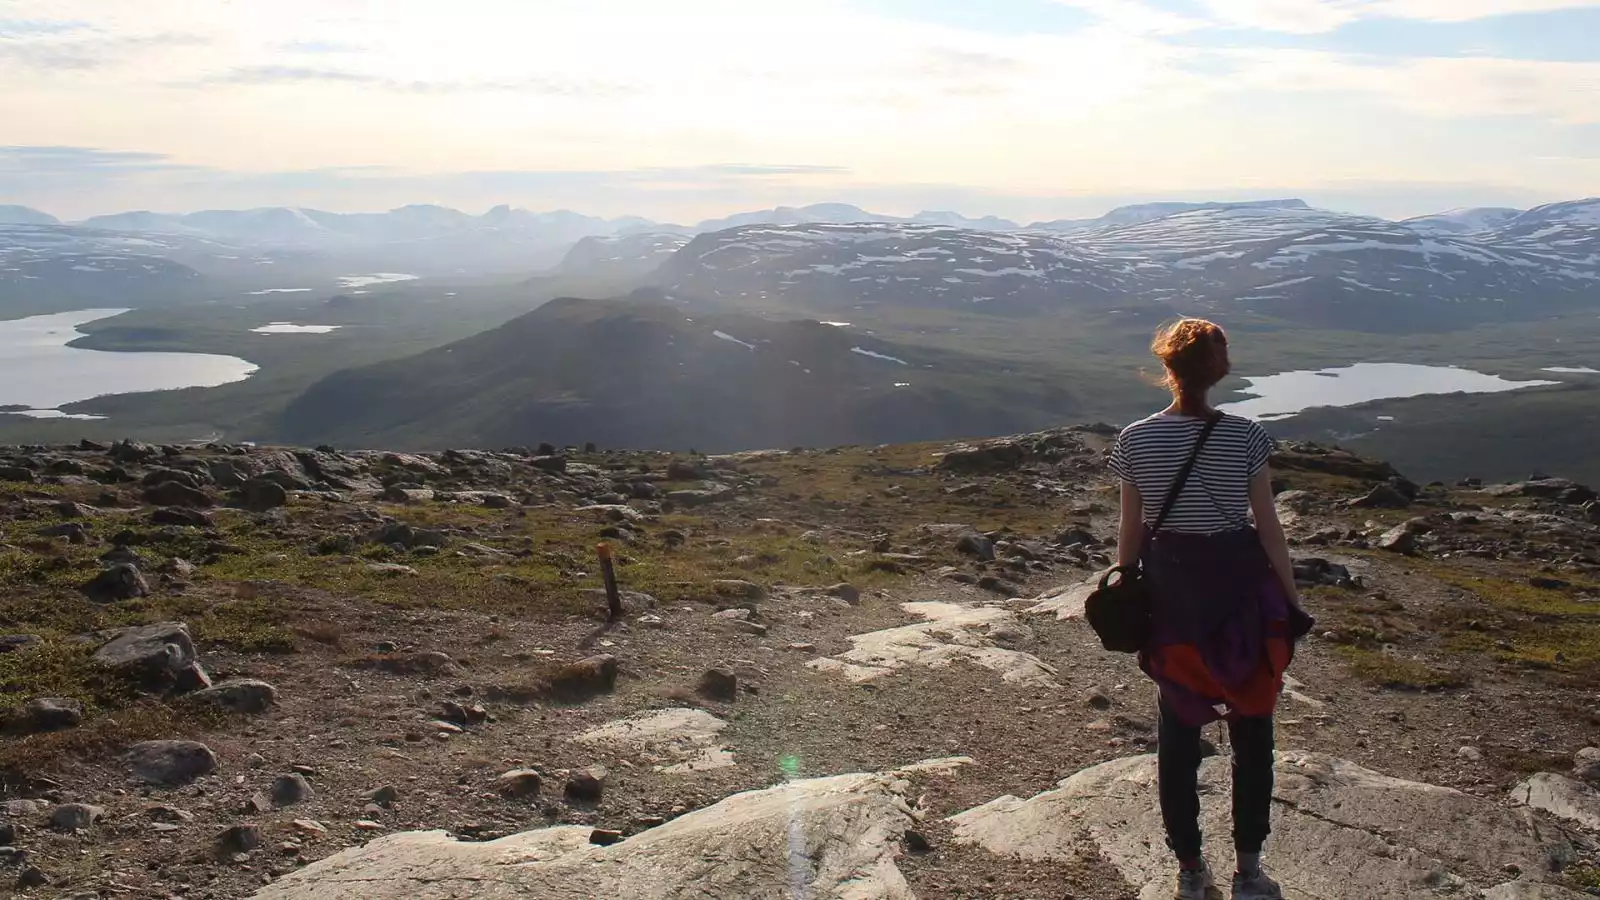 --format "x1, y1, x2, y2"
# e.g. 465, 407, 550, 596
1, 0, 1597, 223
